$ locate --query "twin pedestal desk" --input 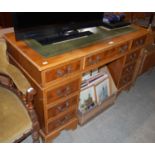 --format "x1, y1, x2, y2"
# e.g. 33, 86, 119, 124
5, 25, 148, 142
